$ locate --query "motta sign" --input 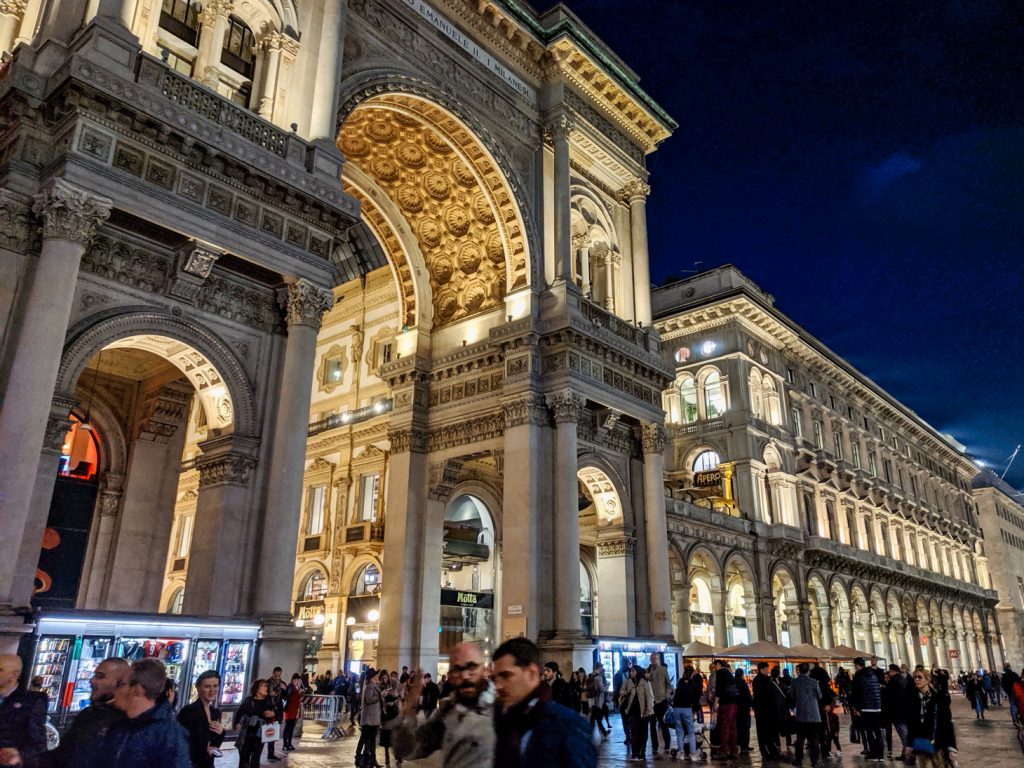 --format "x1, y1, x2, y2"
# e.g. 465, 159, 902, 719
296, 601, 324, 621
440, 588, 494, 609
693, 470, 723, 489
